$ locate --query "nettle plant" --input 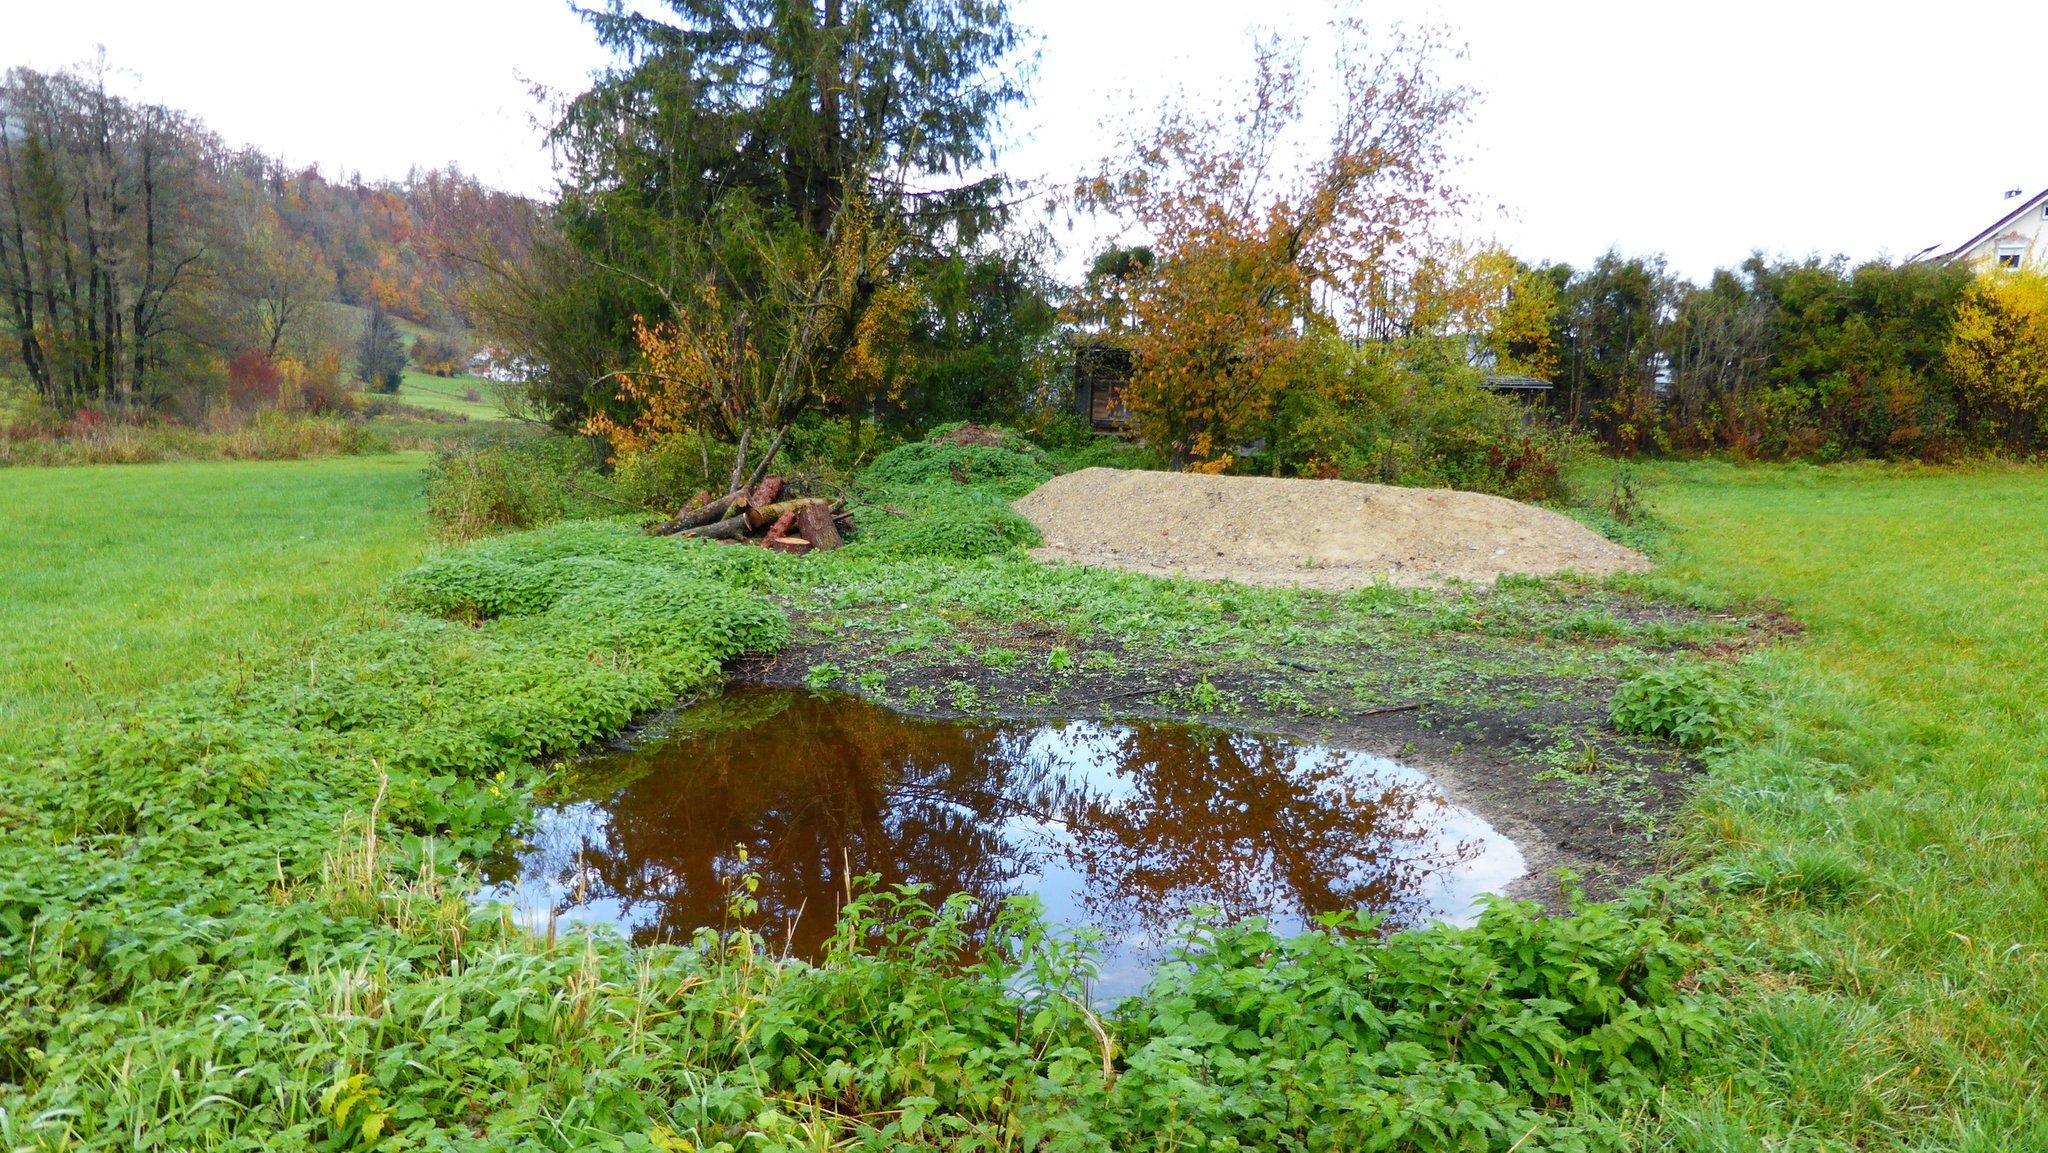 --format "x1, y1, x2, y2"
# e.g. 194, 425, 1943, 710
1608, 662, 1748, 749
